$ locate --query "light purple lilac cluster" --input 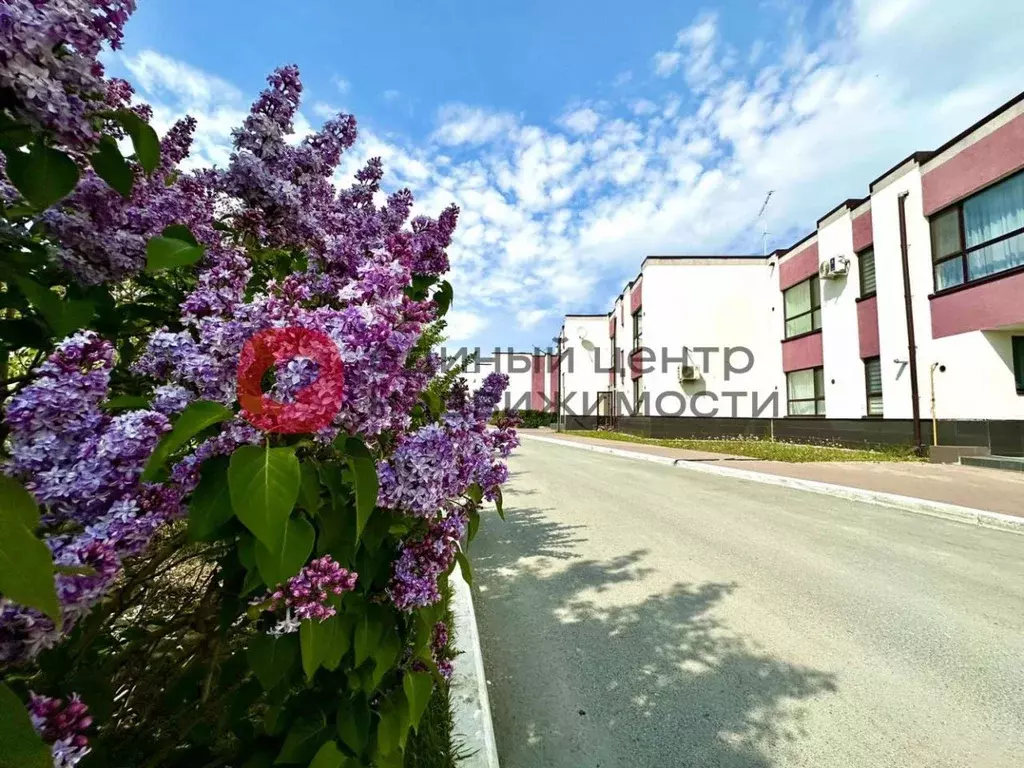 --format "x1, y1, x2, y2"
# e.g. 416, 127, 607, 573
380, 372, 518, 611
263, 556, 358, 634
0, 333, 186, 663
0, 0, 135, 150
388, 511, 468, 612
28, 692, 93, 768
